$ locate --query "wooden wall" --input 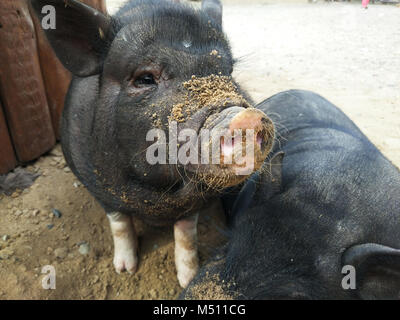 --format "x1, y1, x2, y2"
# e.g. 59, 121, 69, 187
0, 0, 107, 174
